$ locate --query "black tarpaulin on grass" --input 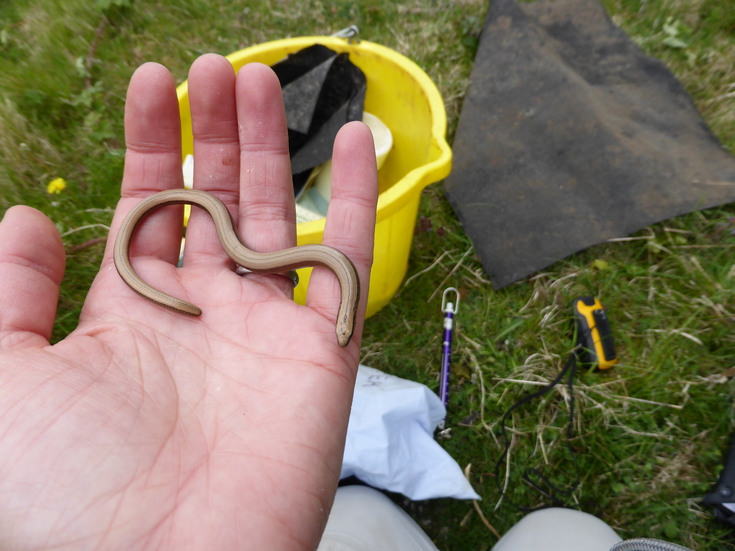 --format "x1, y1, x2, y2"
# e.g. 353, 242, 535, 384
444, 0, 735, 289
